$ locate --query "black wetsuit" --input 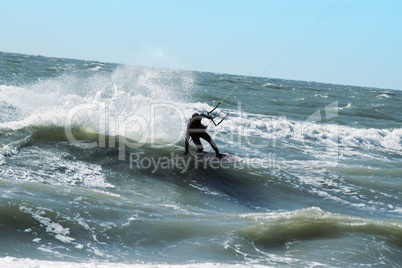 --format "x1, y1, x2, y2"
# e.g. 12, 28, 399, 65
185, 114, 220, 154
